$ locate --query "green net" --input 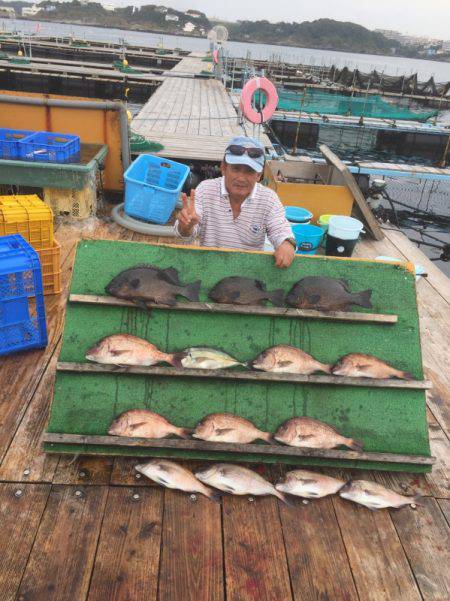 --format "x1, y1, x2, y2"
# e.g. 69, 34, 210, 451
254, 88, 438, 121
130, 133, 164, 153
